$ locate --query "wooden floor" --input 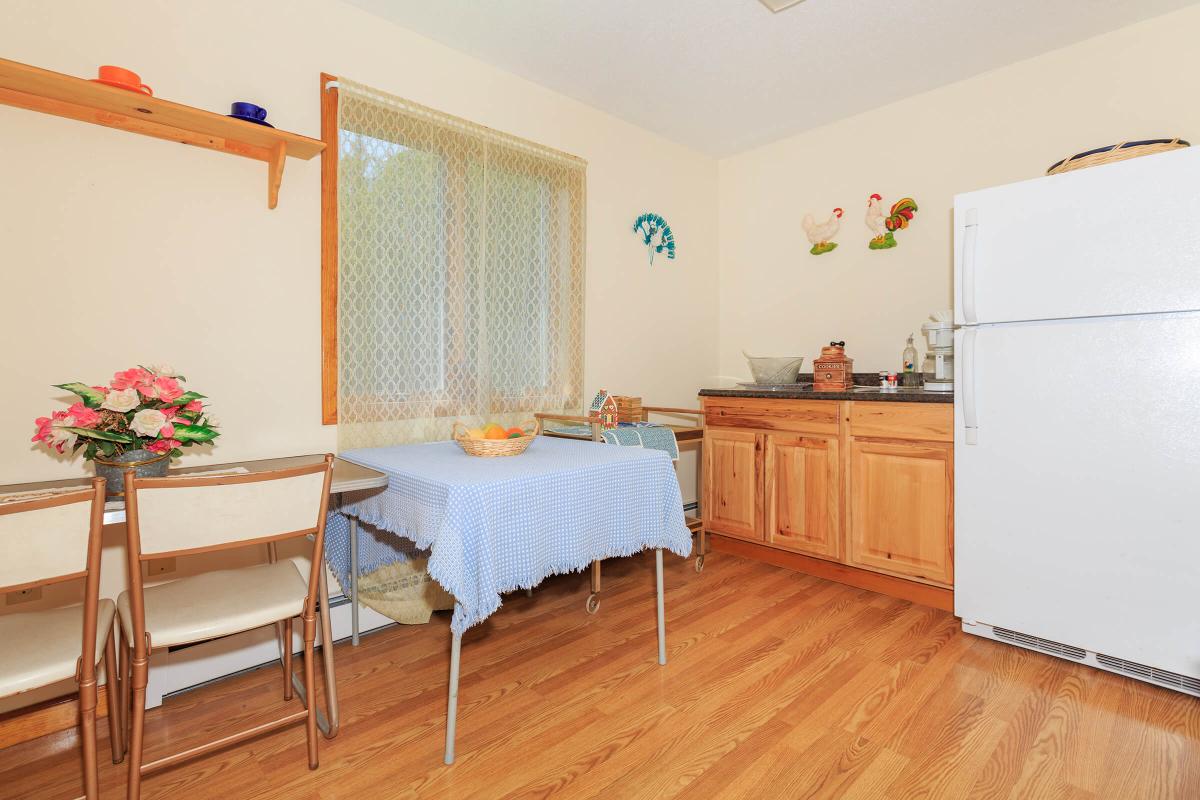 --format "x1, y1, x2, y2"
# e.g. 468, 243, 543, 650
4, 551, 1199, 799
